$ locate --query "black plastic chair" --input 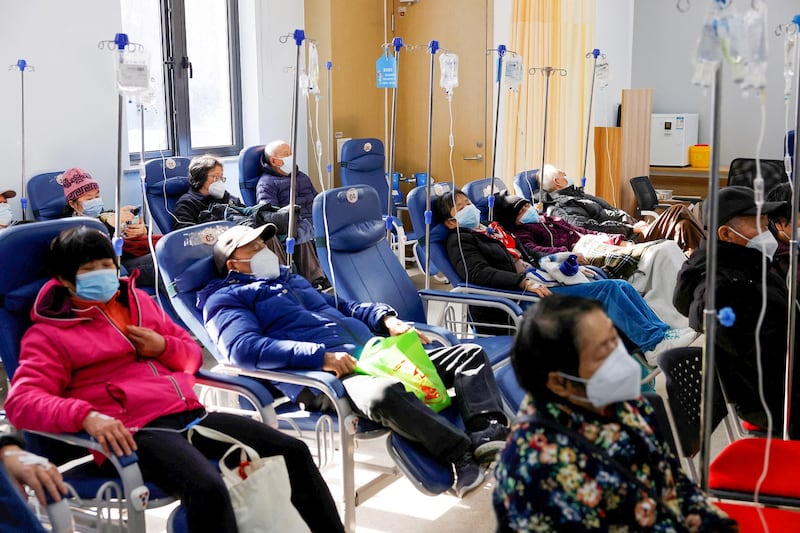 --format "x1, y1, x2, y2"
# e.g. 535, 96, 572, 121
657, 347, 732, 479
726, 158, 787, 193
629, 176, 671, 220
